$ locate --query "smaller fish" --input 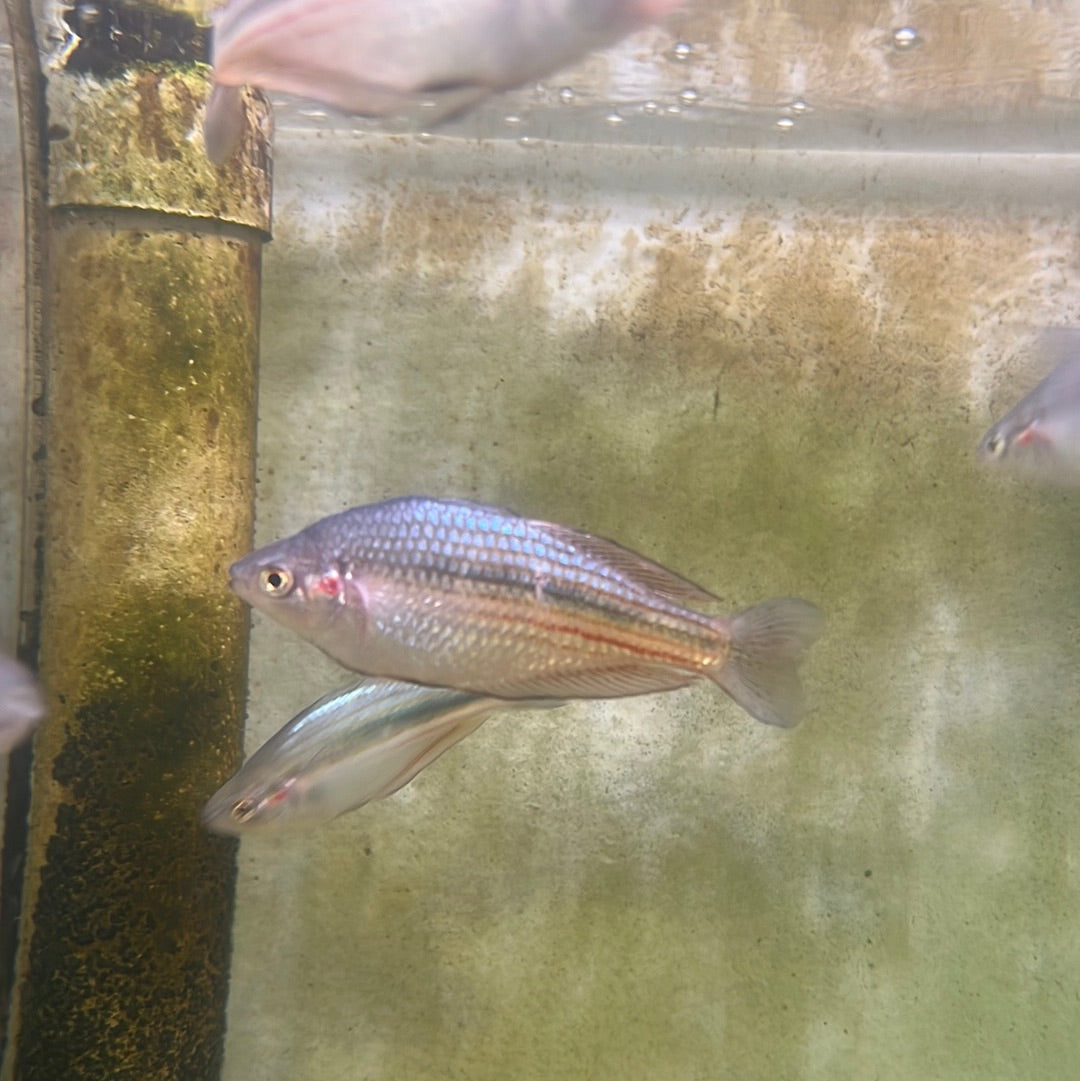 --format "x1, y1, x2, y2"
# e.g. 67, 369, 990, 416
202, 676, 554, 835
978, 329, 1080, 484
0, 654, 45, 754
204, 0, 683, 163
